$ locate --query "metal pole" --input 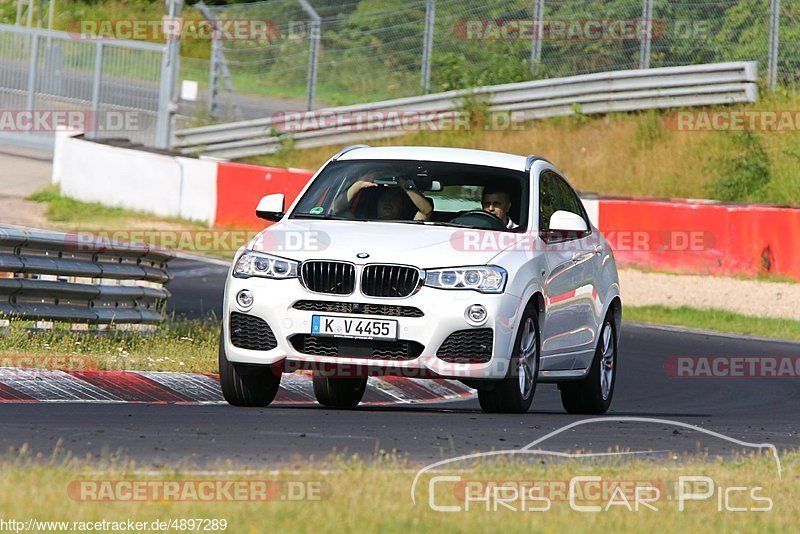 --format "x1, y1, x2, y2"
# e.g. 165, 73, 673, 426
155, 0, 183, 149
26, 33, 39, 112
26, 0, 34, 28
209, 35, 220, 117
87, 41, 103, 139
530, 0, 544, 76
306, 18, 320, 110
420, 0, 435, 93
768, 0, 780, 92
296, 0, 321, 110
639, 0, 653, 69
16, 0, 25, 25
196, 1, 243, 120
